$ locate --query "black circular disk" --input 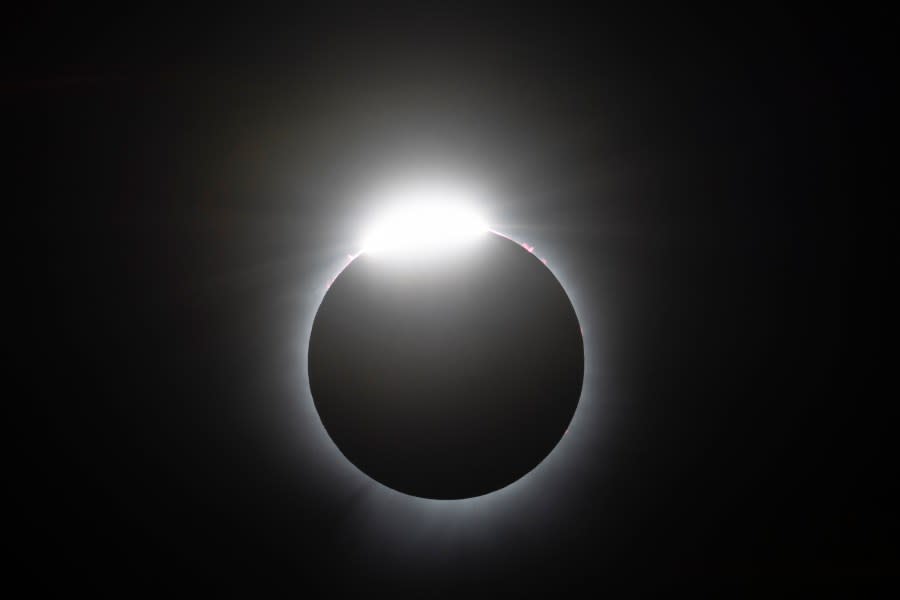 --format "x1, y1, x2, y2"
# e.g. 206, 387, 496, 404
308, 232, 583, 499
